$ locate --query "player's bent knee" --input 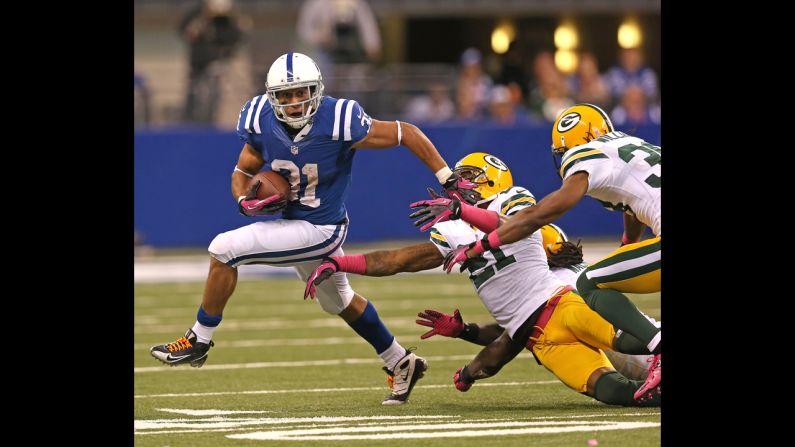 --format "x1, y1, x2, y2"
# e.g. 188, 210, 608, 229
208, 232, 234, 264
317, 296, 345, 315
314, 283, 354, 315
